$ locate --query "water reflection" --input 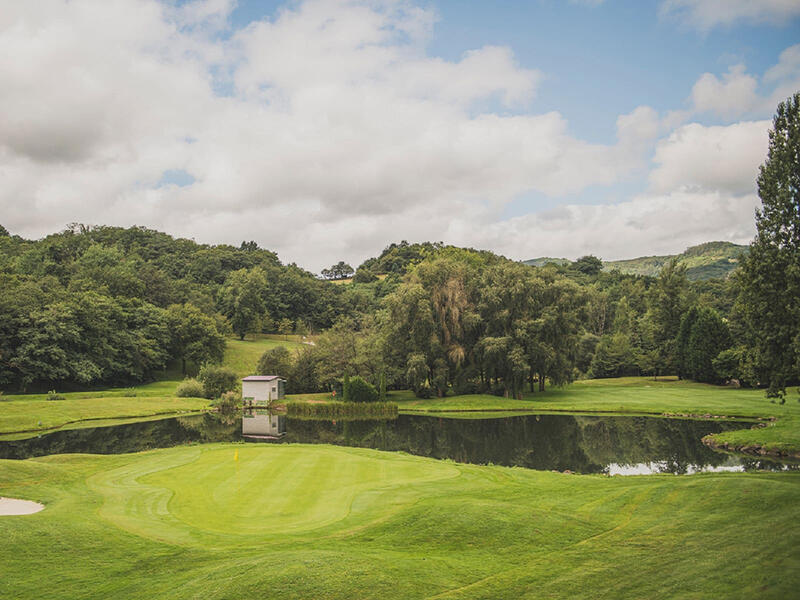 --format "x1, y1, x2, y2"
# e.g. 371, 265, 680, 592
242, 409, 286, 439
1, 412, 796, 475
